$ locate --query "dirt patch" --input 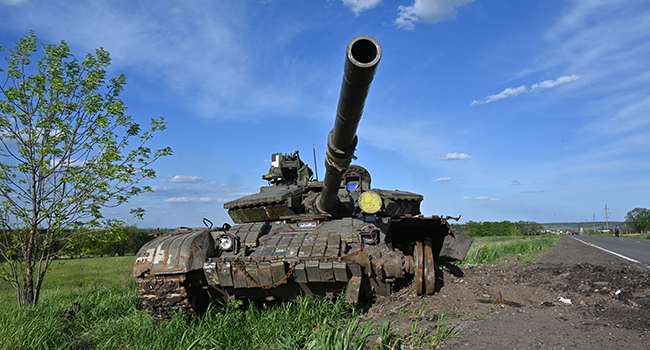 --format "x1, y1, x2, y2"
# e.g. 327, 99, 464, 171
364, 236, 650, 349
